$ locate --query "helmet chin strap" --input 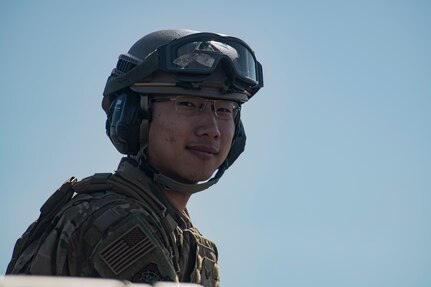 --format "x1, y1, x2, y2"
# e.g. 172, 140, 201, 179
153, 171, 222, 194
134, 148, 227, 194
